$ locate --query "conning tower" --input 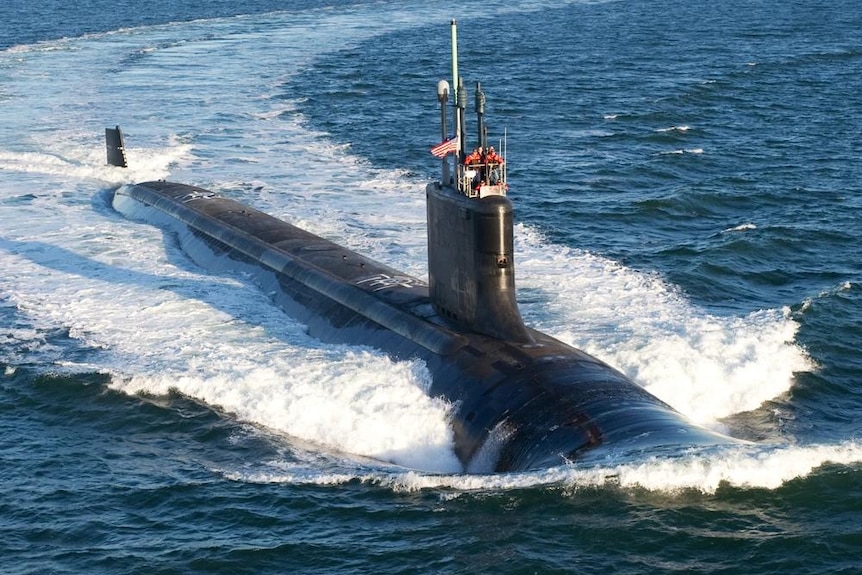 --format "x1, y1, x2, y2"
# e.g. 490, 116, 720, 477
426, 20, 531, 344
